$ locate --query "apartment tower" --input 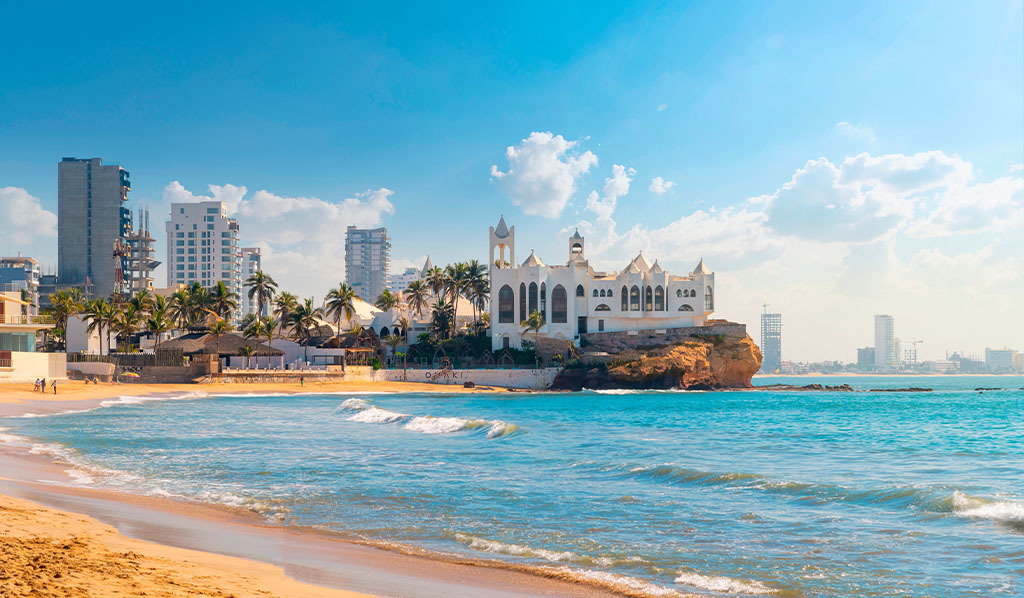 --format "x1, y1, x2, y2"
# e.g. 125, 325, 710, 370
874, 314, 896, 371
240, 247, 263, 317
345, 226, 390, 302
57, 157, 131, 299
759, 307, 782, 373
165, 201, 241, 318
